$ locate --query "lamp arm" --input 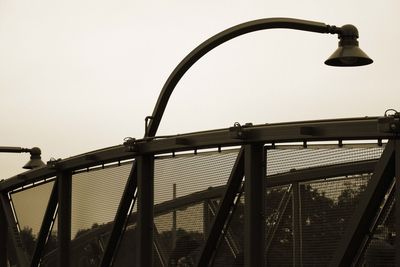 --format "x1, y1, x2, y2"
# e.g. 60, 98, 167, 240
0, 147, 31, 153
145, 17, 342, 137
